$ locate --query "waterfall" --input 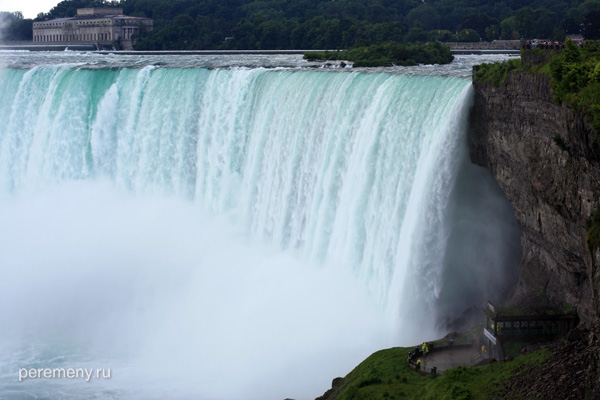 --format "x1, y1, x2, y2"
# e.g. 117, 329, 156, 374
0, 65, 519, 399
